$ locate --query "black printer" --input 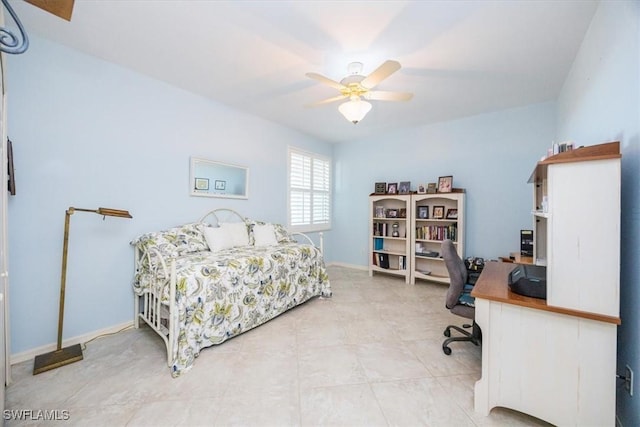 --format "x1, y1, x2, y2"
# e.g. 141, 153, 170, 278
508, 264, 547, 299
